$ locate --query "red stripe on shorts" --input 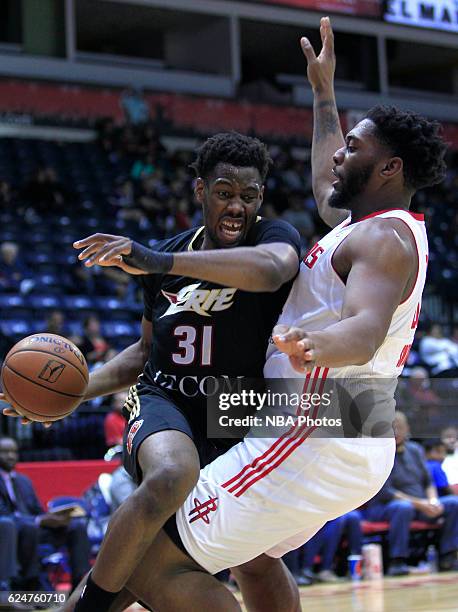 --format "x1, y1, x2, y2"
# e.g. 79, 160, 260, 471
222, 367, 329, 496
